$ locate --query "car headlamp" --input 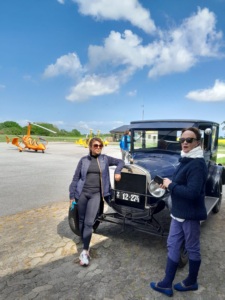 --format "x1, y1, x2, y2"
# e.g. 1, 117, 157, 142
148, 180, 166, 198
